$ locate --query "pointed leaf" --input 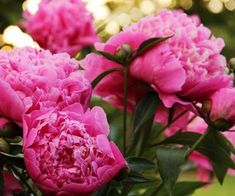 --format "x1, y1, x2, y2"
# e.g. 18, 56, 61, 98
158, 131, 235, 184
126, 157, 156, 171
135, 36, 172, 57
91, 68, 123, 88
156, 146, 188, 196
133, 93, 159, 134
129, 93, 159, 155
159, 132, 201, 146
124, 171, 157, 184
96, 50, 123, 64
94, 183, 110, 196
